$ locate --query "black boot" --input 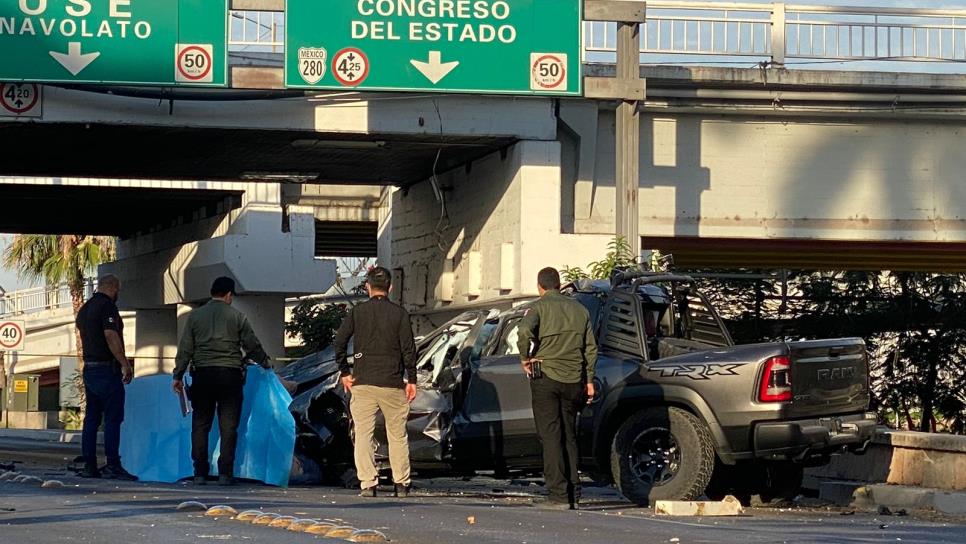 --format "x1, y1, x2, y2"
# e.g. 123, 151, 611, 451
101, 464, 138, 481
